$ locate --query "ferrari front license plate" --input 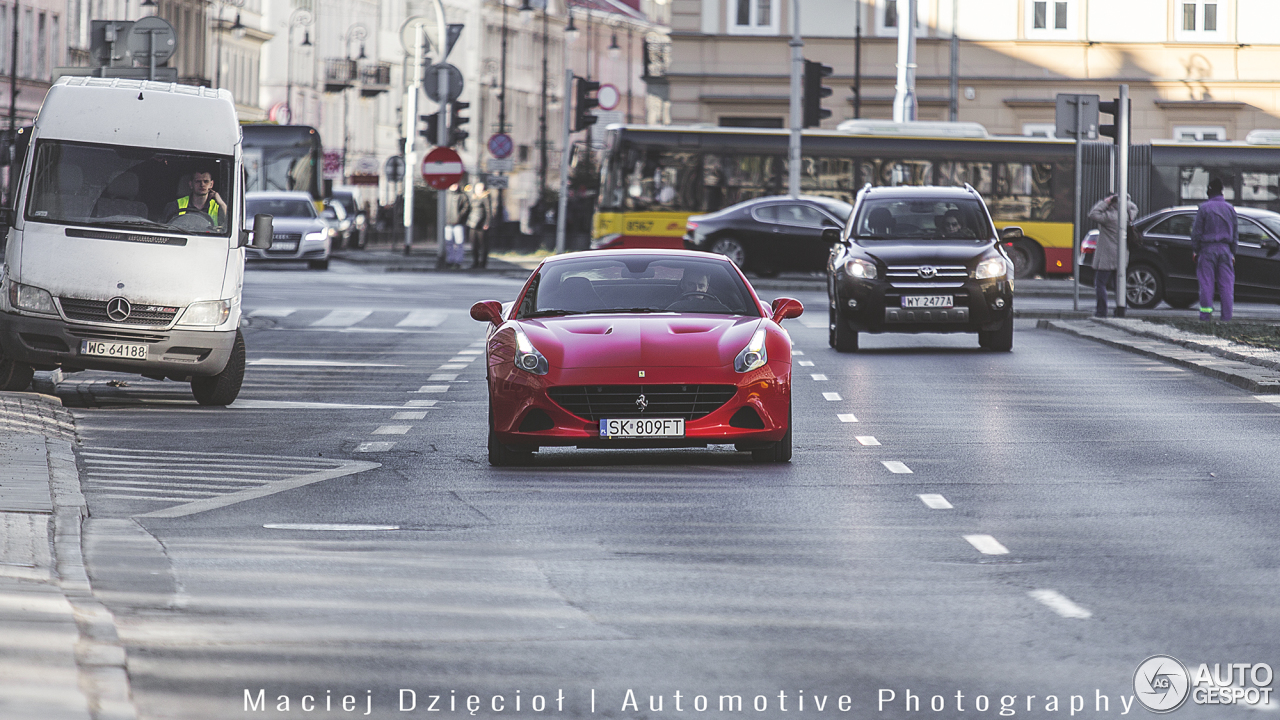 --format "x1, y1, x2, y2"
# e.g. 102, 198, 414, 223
80, 340, 148, 360
902, 295, 953, 308
600, 418, 685, 439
